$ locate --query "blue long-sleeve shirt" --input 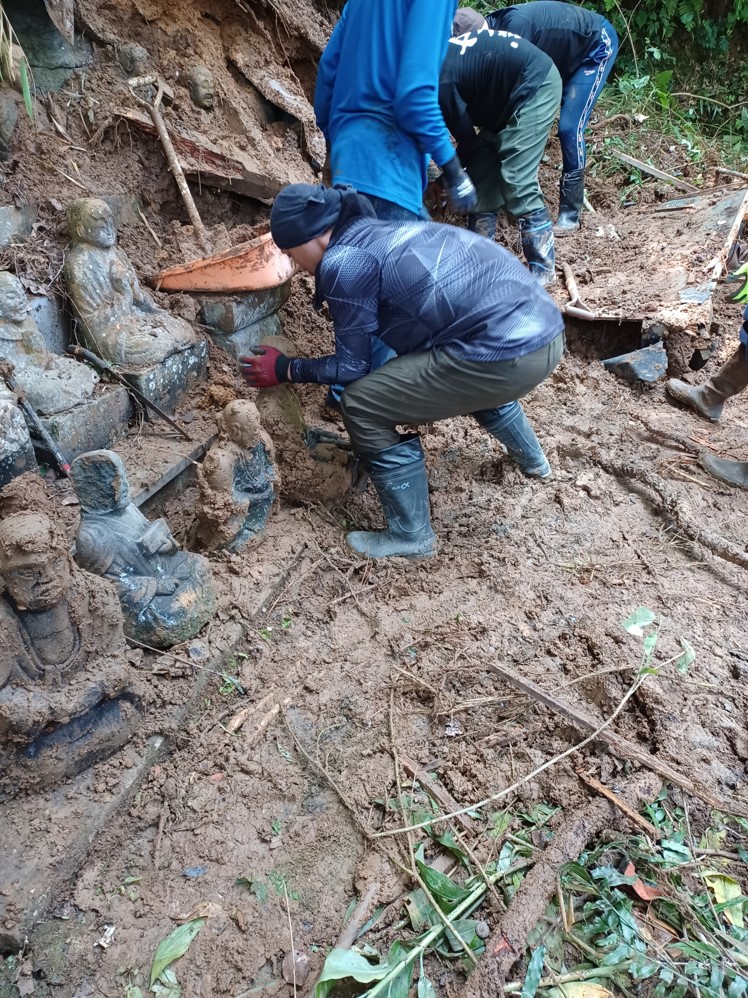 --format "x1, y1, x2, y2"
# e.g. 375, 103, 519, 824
313, 0, 458, 216
290, 198, 563, 386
